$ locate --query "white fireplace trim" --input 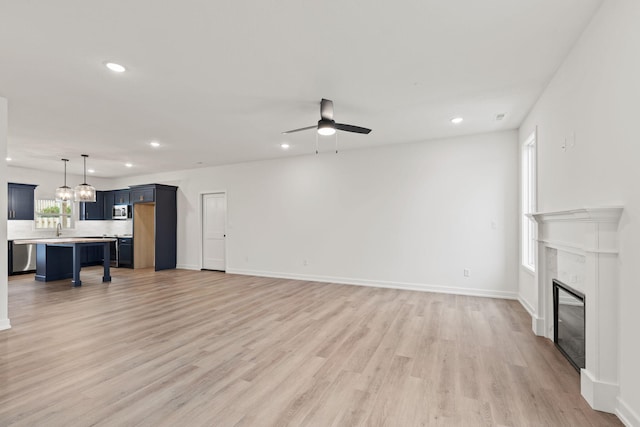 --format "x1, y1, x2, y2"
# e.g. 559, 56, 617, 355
536, 239, 619, 255
529, 206, 623, 415
581, 369, 619, 415
528, 207, 623, 223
